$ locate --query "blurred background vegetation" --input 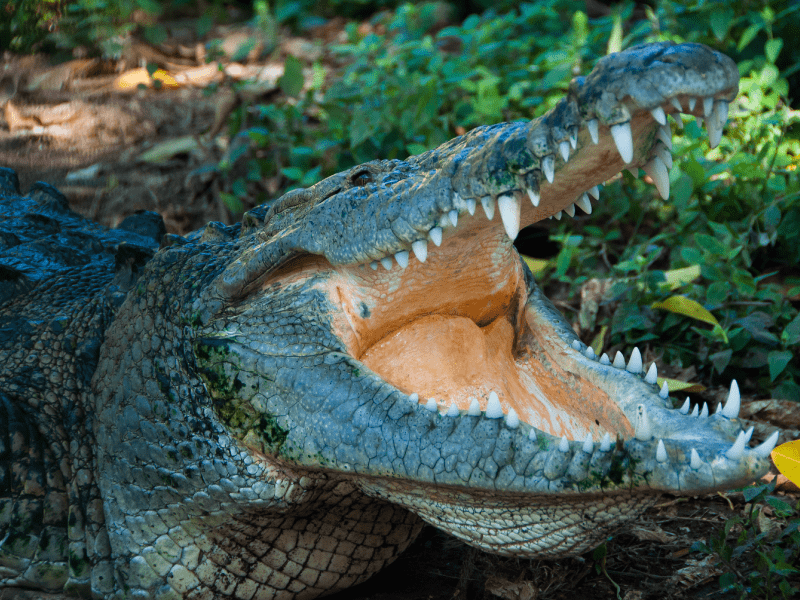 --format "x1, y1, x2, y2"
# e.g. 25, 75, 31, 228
2, 0, 799, 406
